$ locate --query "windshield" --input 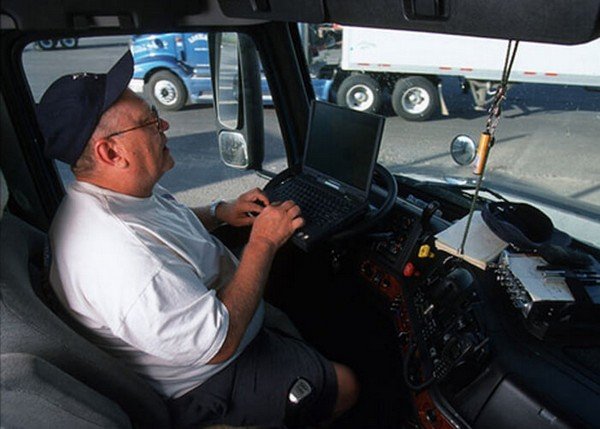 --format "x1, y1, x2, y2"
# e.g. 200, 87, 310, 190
304, 24, 600, 246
